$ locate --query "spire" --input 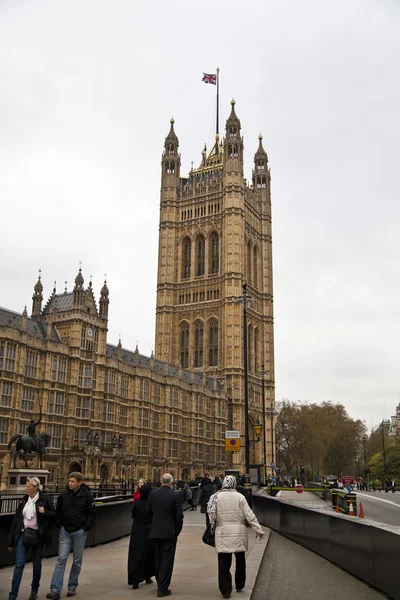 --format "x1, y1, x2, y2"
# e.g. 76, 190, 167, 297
99, 278, 110, 320
73, 266, 85, 306
226, 98, 241, 131
255, 134, 268, 161
162, 117, 180, 183
164, 117, 179, 149
32, 270, 43, 317
253, 134, 269, 189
